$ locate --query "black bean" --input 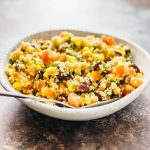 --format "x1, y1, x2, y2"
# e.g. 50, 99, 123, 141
32, 90, 37, 95
60, 93, 67, 98
94, 91, 102, 101
40, 41, 45, 45
110, 93, 118, 99
73, 71, 76, 75
67, 74, 72, 79
9, 59, 15, 65
83, 80, 92, 86
81, 70, 85, 75
59, 43, 70, 52
115, 50, 122, 56
130, 64, 140, 73
78, 84, 89, 93
101, 71, 108, 77
93, 61, 101, 71
15, 64, 19, 71
58, 93, 67, 101
75, 91, 82, 95
31, 44, 36, 48
96, 81, 101, 86
57, 71, 65, 80
119, 79, 124, 84
125, 49, 131, 54
37, 70, 44, 79
123, 75, 131, 84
